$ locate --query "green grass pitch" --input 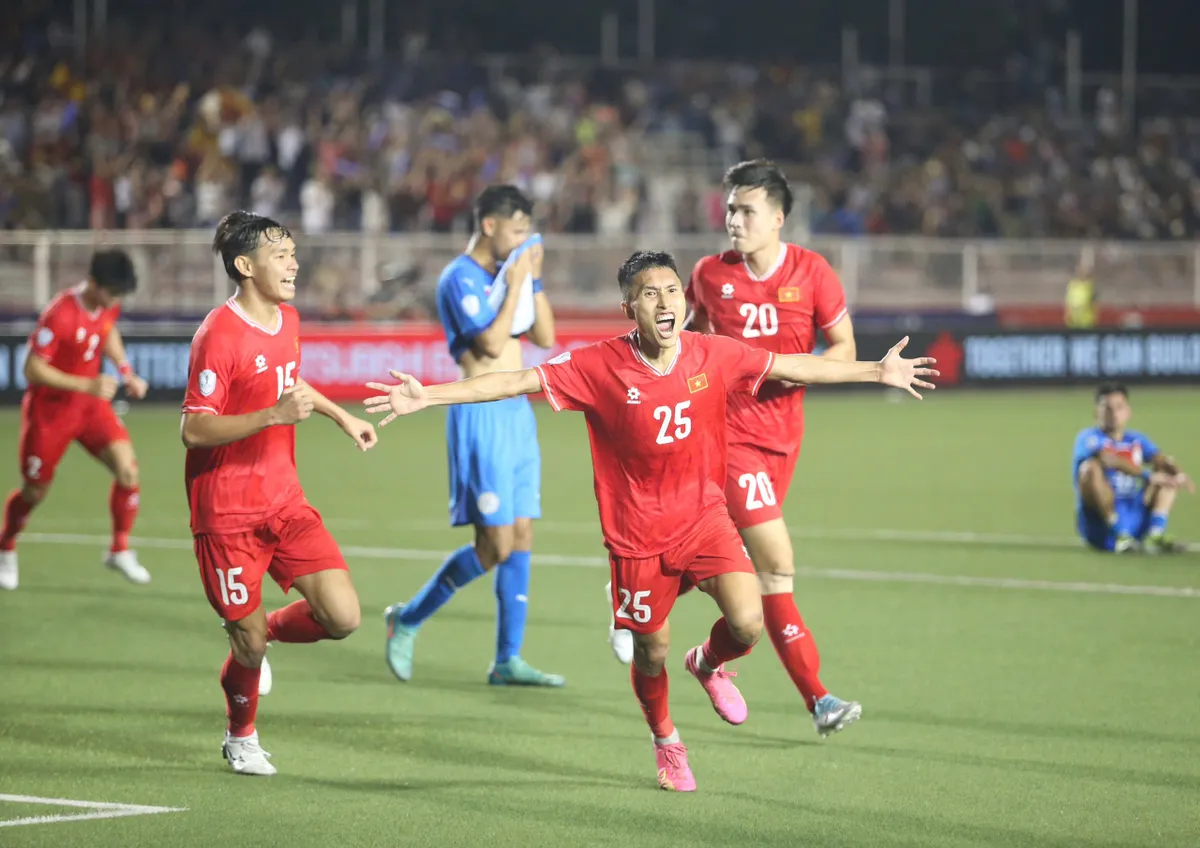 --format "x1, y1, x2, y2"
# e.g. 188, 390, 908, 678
0, 388, 1198, 847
